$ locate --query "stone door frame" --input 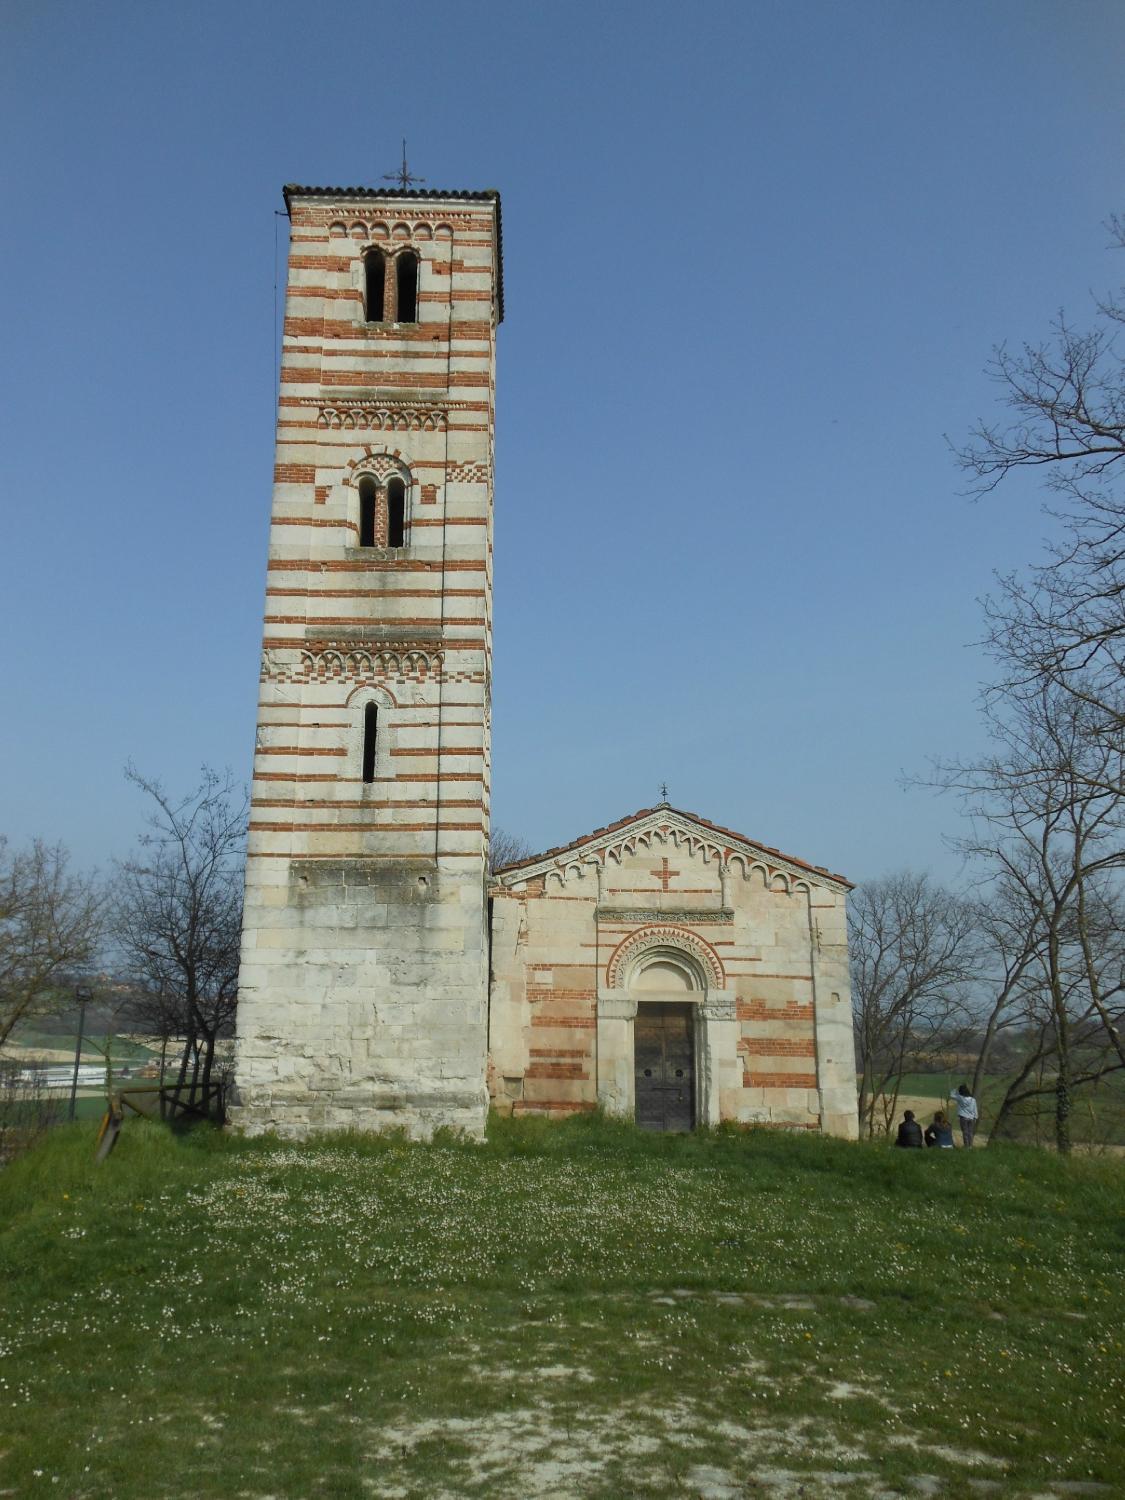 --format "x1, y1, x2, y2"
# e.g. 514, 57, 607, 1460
596, 985, 738, 1127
